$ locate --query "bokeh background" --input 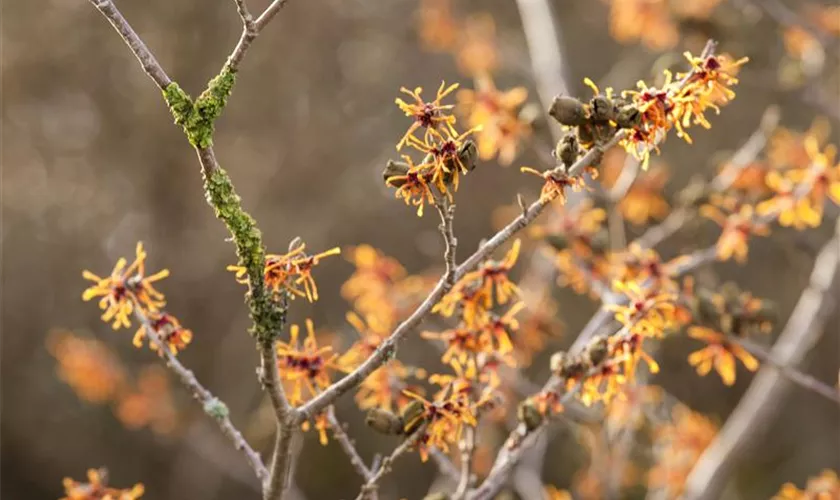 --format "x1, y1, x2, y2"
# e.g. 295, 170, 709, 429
2, 0, 839, 498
